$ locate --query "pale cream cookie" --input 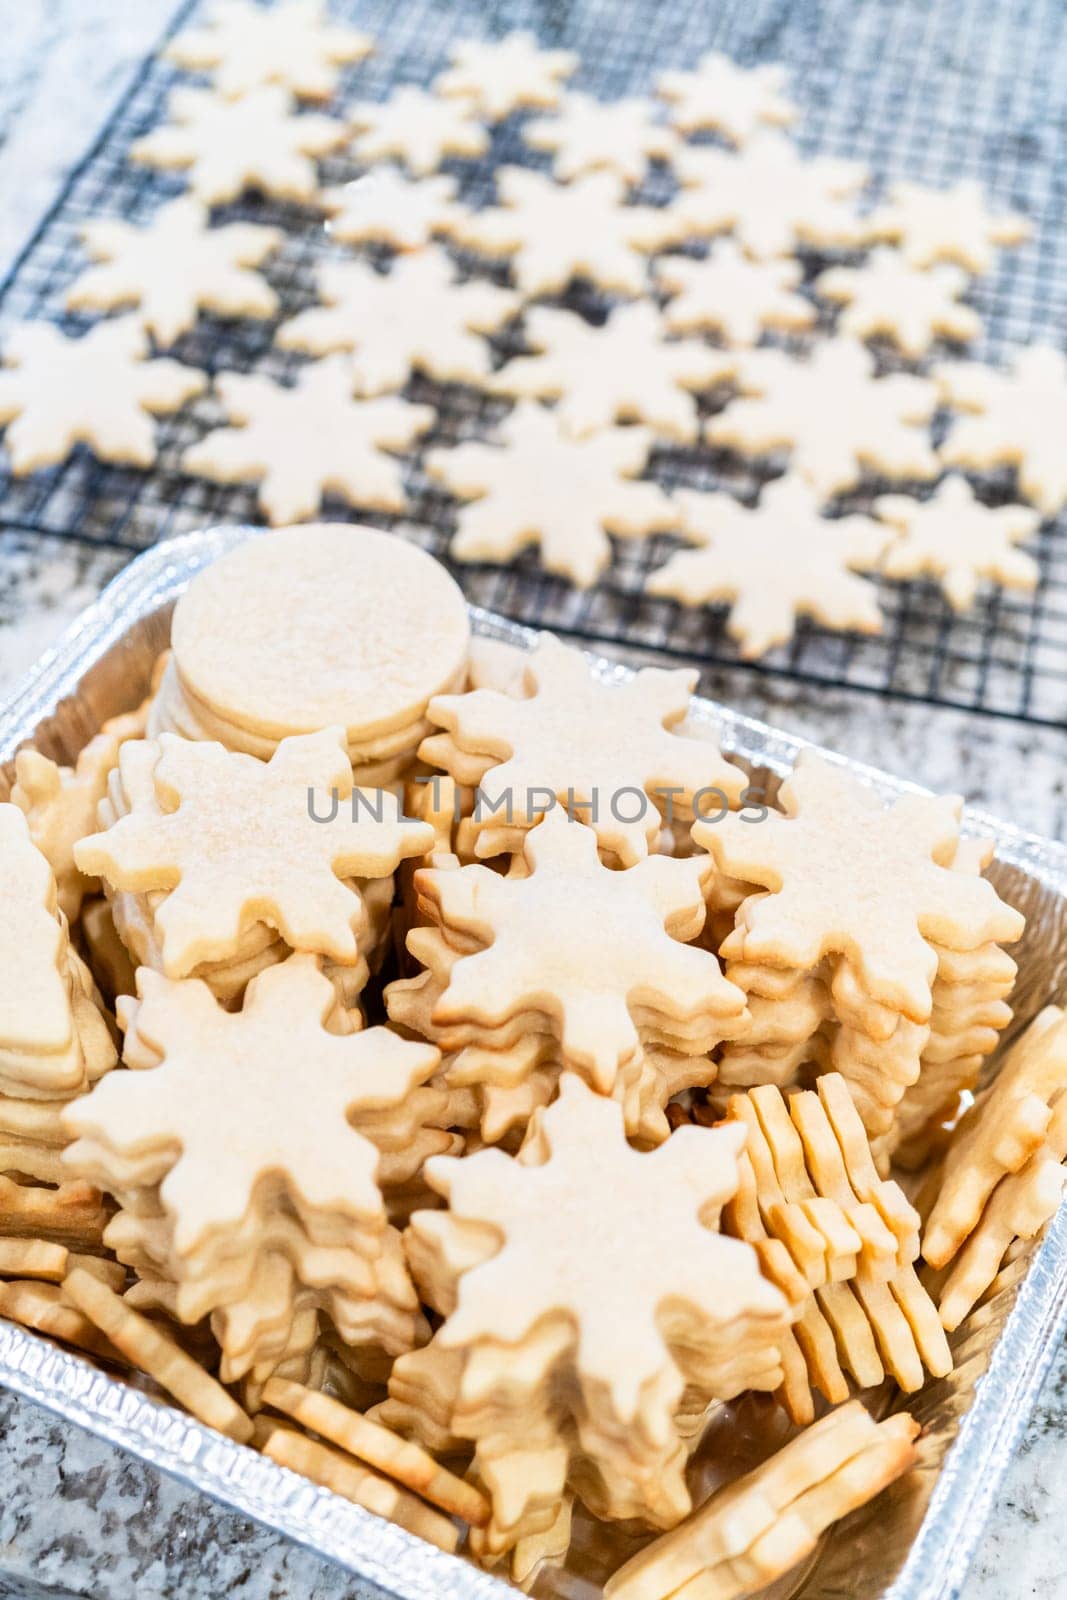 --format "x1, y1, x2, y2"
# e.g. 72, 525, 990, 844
434, 31, 577, 121
276, 247, 518, 394
66, 198, 282, 346
874, 475, 1040, 611
707, 338, 939, 499
444, 166, 683, 296
180, 356, 433, 523
654, 240, 814, 345
424, 401, 678, 586
656, 52, 795, 142
0, 318, 205, 474
320, 170, 468, 251
523, 93, 676, 184
646, 475, 888, 657
815, 248, 981, 358
674, 132, 867, 258
491, 301, 733, 441
165, 0, 372, 100
131, 85, 346, 204
350, 85, 488, 175
936, 346, 1067, 514
868, 178, 1030, 273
